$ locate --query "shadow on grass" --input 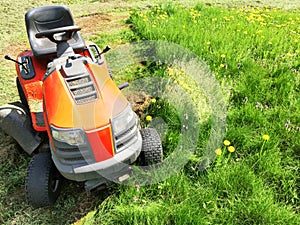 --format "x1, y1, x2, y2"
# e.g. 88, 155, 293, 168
0, 132, 114, 225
